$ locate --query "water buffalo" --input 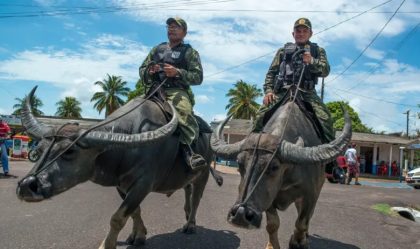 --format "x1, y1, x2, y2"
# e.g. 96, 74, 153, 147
16, 86, 222, 249
211, 90, 351, 249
